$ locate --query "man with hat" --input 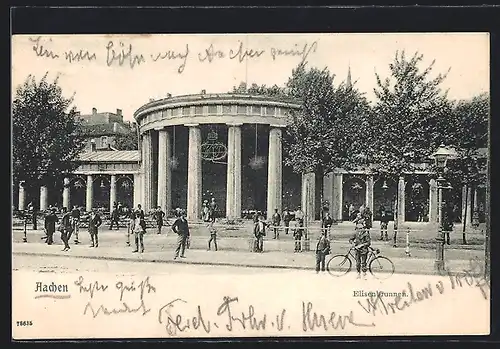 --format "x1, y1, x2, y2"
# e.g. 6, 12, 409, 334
44, 208, 59, 245
88, 209, 102, 248
59, 209, 73, 251
71, 205, 81, 244
132, 209, 146, 253
315, 229, 331, 273
172, 209, 190, 259
282, 208, 292, 235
